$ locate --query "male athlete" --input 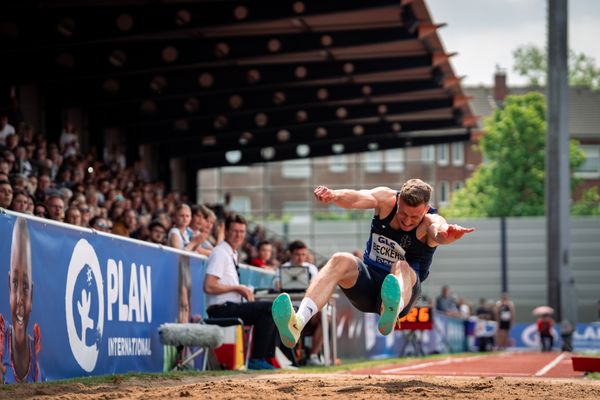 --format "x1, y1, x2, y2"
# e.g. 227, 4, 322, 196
272, 179, 474, 348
